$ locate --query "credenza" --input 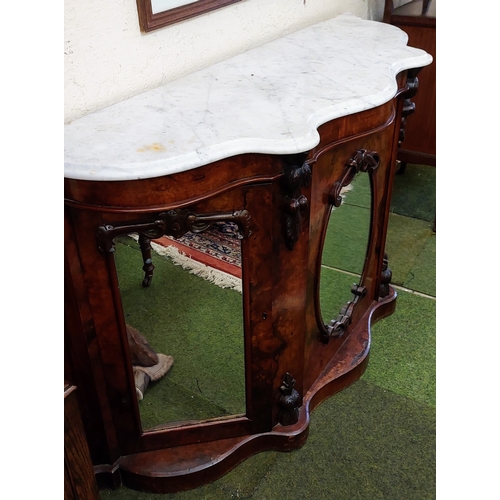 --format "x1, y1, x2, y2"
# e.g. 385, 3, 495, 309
64, 13, 431, 494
